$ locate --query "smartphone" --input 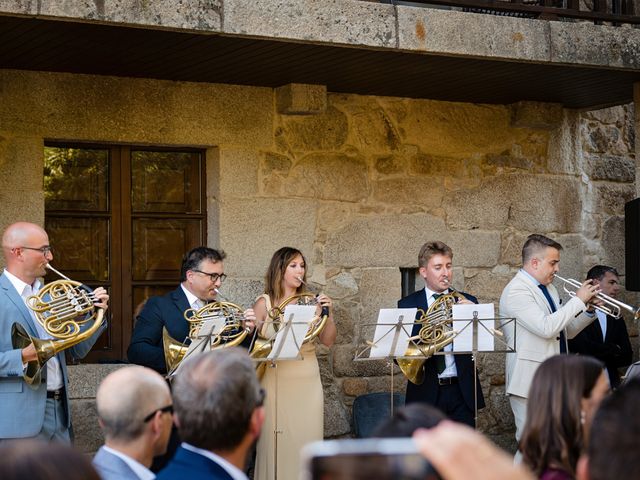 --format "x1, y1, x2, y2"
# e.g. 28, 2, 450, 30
301, 438, 441, 480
